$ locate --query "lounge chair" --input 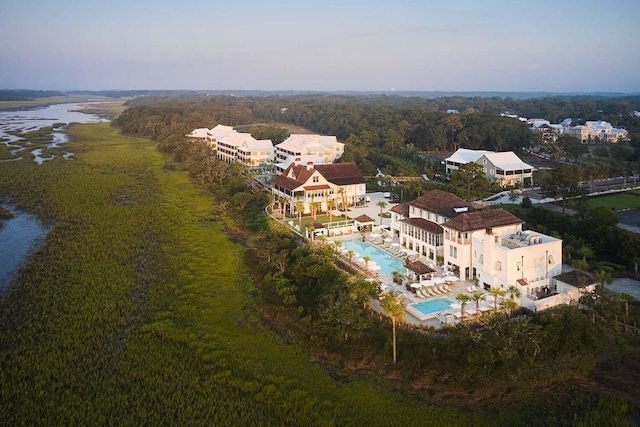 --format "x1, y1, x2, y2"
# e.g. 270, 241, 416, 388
438, 285, 449, 294
445, 285, 454, 293
418, 289, 428, 298
430, 287, 441, 296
